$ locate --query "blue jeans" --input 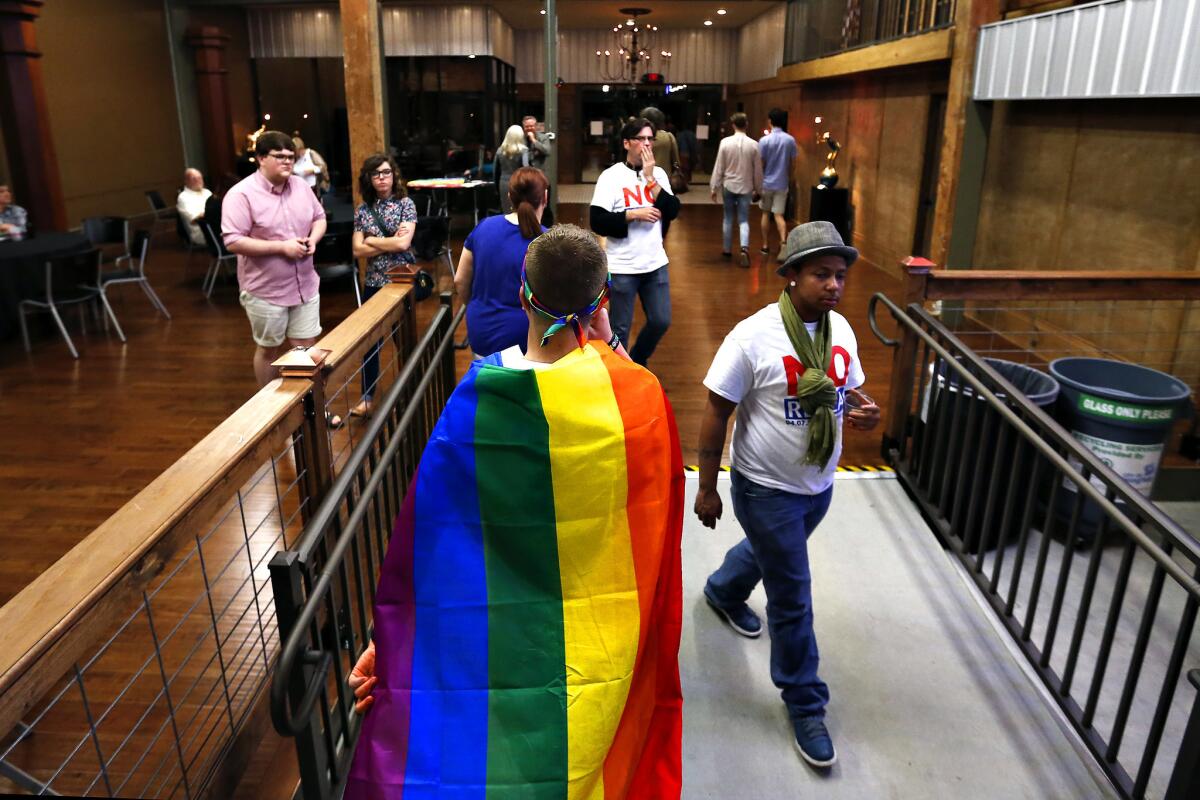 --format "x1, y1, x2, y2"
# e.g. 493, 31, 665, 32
722, 189, 751, 252
609, 267, 671, 366
361, 283, 383, 401
707, 470, 834, 719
